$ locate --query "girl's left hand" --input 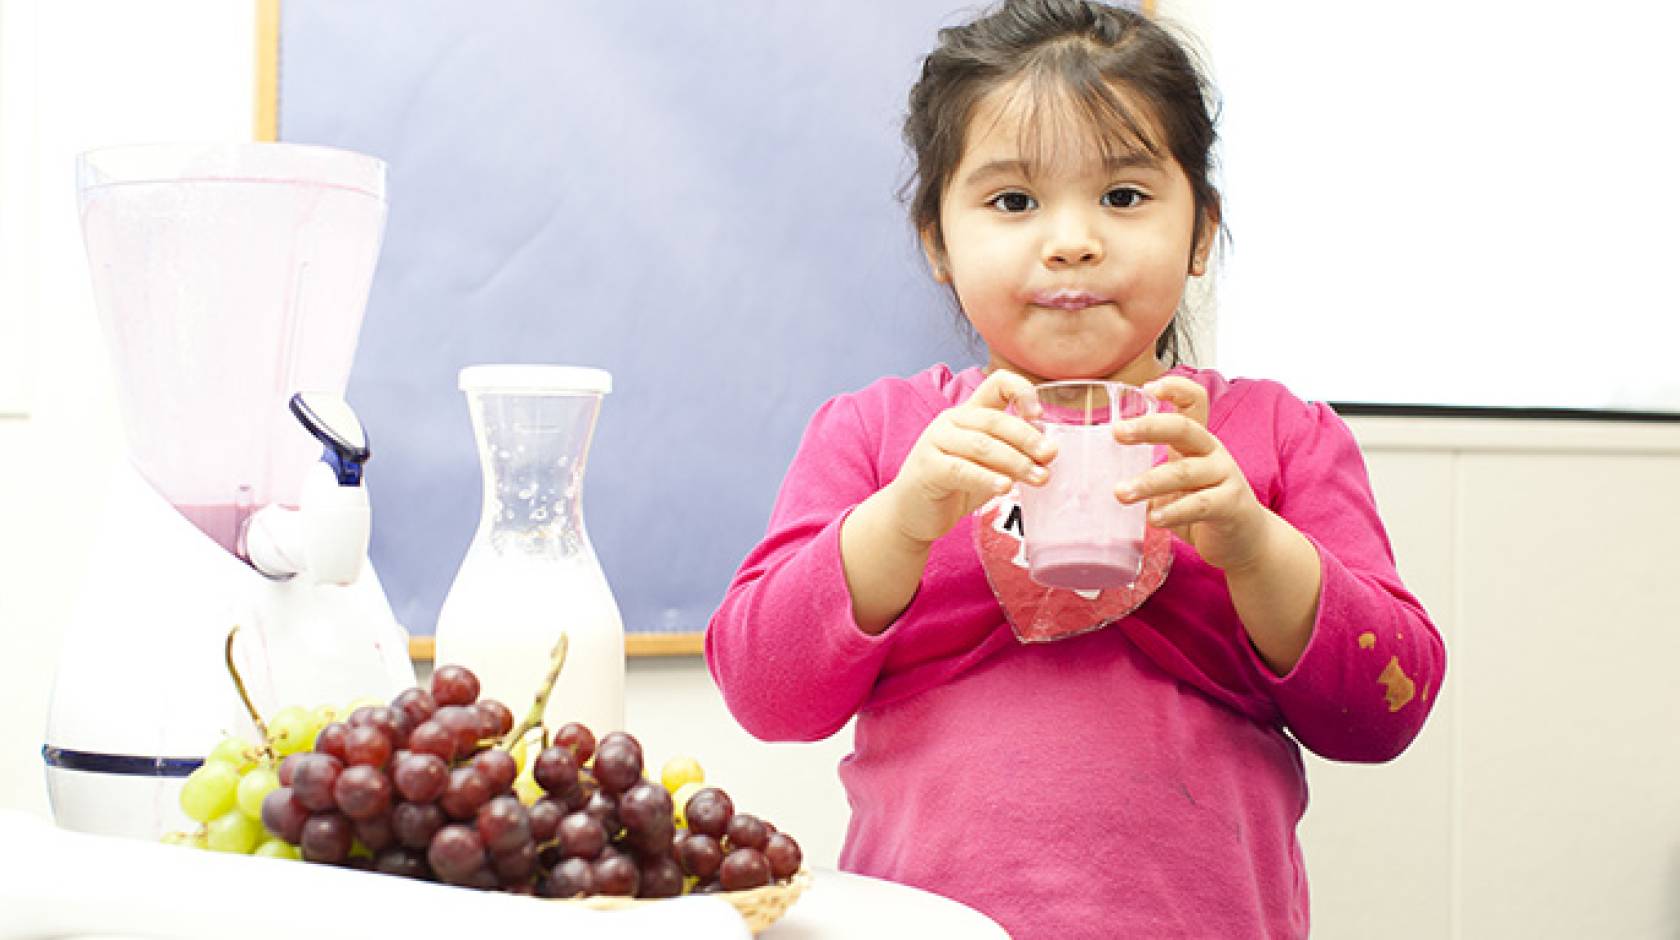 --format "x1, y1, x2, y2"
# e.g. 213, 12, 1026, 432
1115, 376, 1272, 573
